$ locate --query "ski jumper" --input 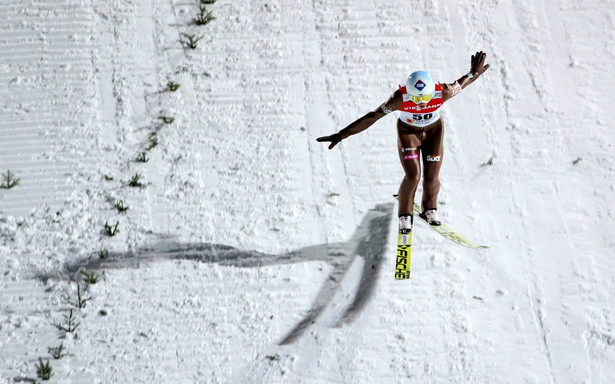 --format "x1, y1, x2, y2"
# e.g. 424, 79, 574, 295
398, 83, 443, 128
